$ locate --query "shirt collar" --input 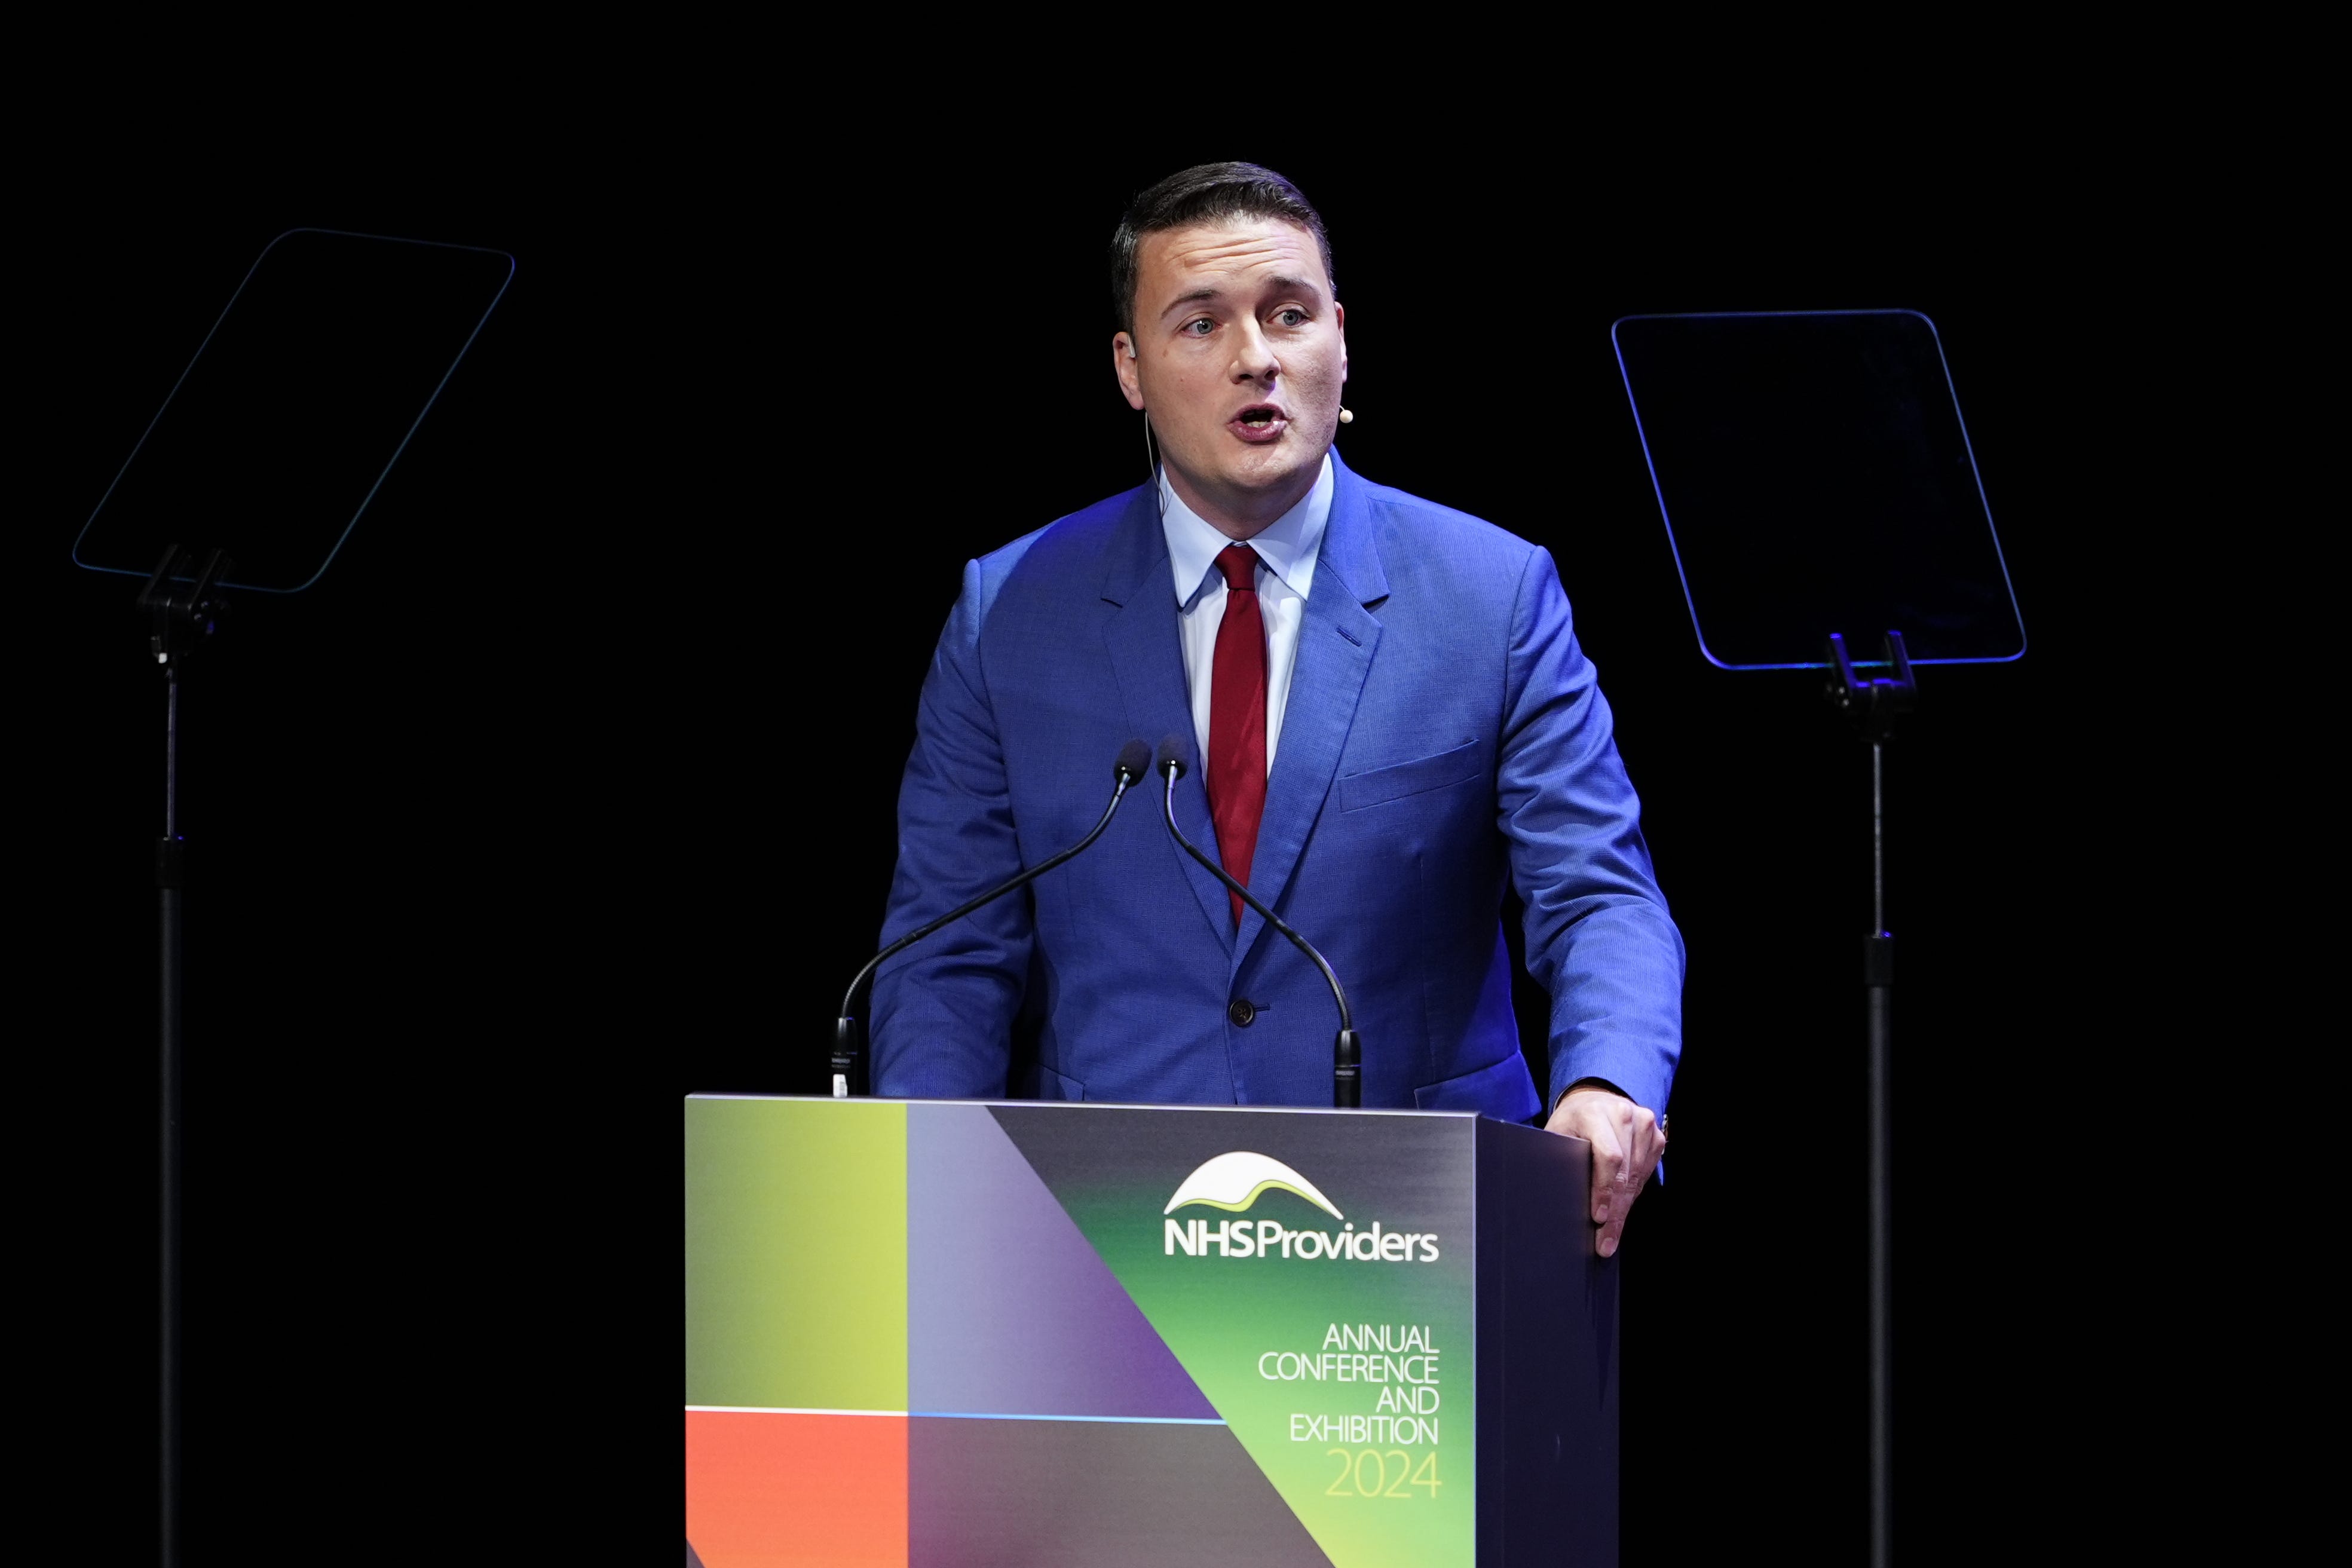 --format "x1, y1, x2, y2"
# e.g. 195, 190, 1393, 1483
1160, 451, 1334, 608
